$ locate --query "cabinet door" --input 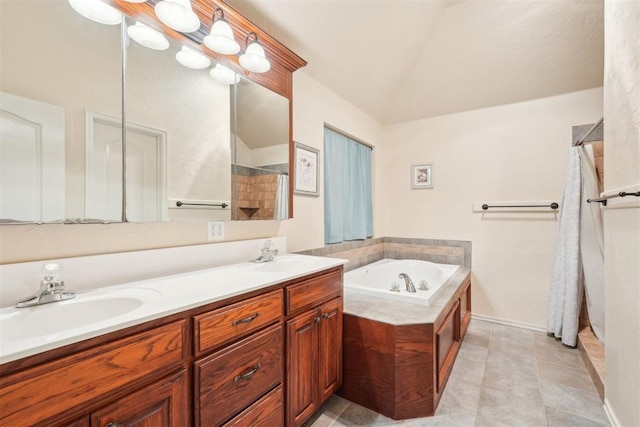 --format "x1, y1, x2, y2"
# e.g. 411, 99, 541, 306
318, 298, 342, 403
286, 309, 319, 427
90, 370, 189, 427
459, 281, 472, 338
436, 300, 461, 392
